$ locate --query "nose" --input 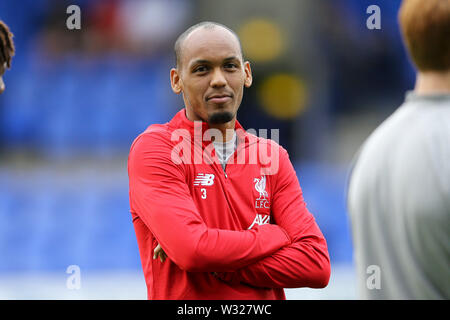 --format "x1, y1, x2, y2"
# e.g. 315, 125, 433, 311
210, 68, 226, 88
